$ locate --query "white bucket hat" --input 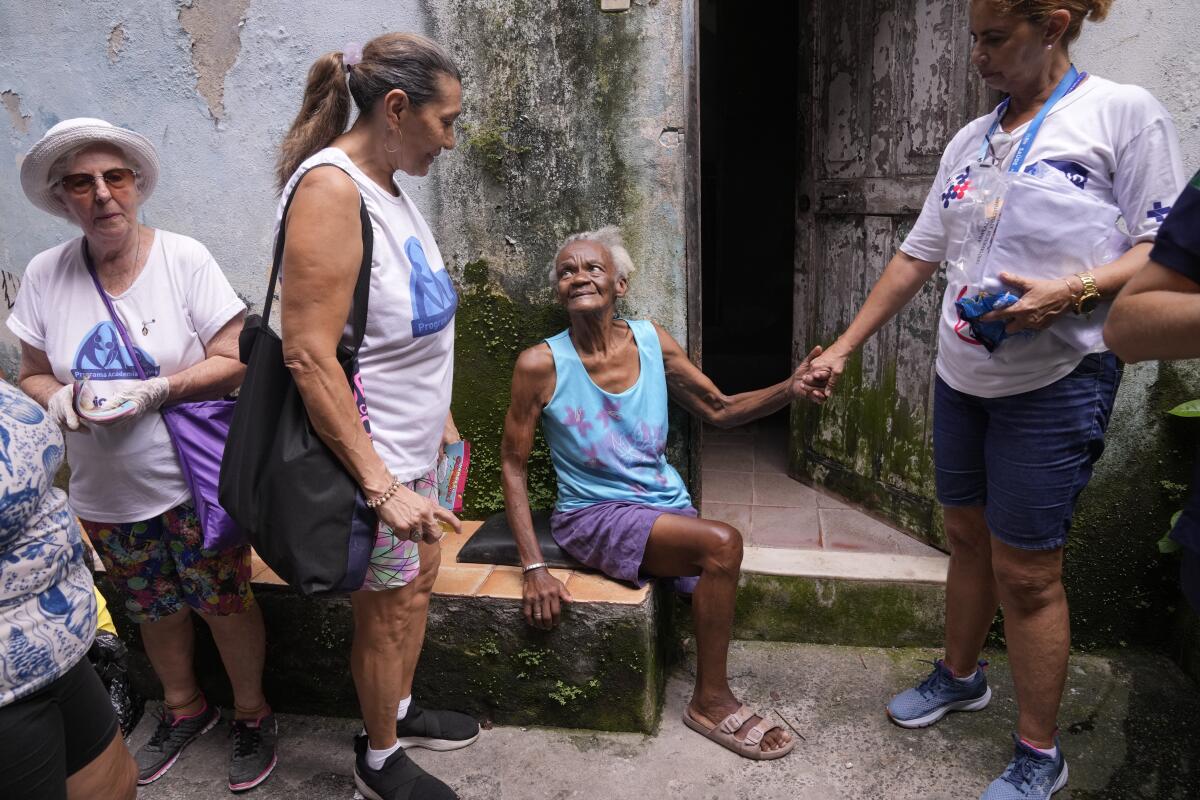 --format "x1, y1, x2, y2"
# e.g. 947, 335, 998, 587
20, 117, 160, 219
